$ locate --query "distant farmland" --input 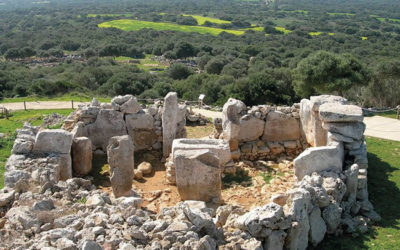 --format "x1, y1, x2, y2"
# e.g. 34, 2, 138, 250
98, 19, 246, 36
182, 14, 231, 25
